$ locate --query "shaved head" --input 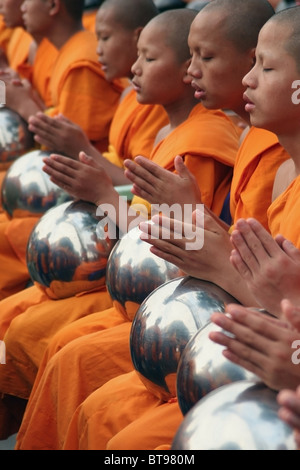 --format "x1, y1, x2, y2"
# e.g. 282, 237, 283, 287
148, 8, 198, 62
267, 6, 300, 72
201, 0, 275, 52
99, 0, 159, 30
